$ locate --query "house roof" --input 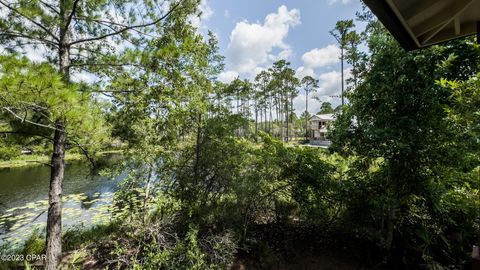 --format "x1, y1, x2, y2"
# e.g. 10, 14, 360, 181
311, 114, 335, 121
363, 0, 480, 50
